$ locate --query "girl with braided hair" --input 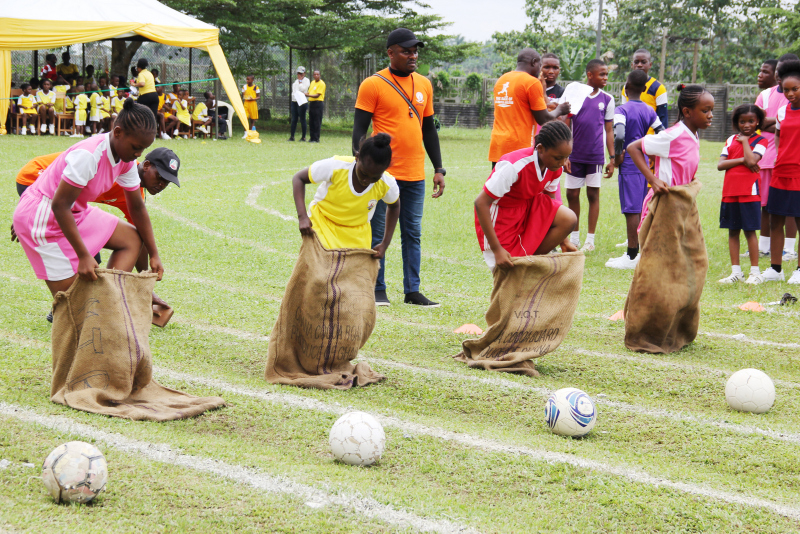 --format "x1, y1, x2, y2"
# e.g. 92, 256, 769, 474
12, 98, 166, 300
474, 120, 579, 270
